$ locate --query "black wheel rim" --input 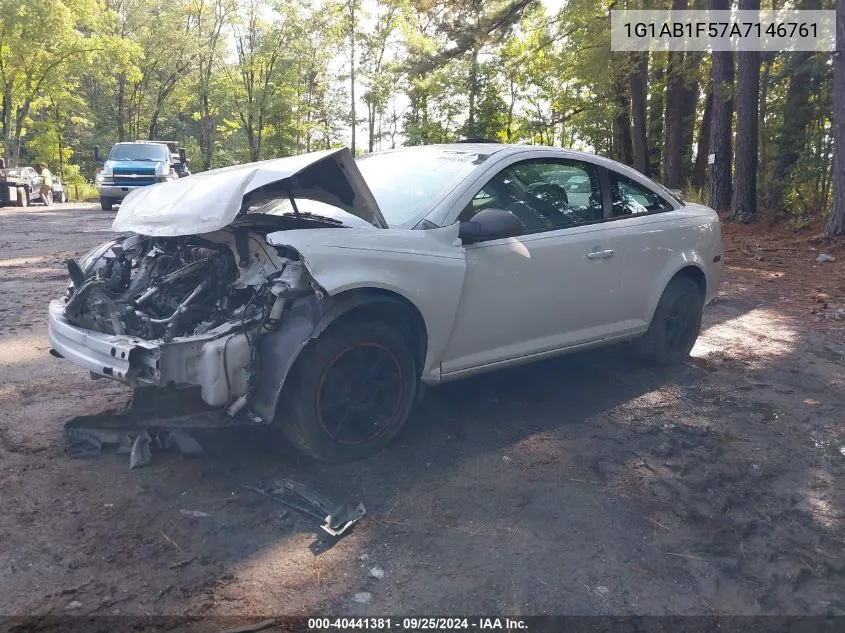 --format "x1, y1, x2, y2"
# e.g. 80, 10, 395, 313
664, 294, 699, 353
316, 342, 404, 445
